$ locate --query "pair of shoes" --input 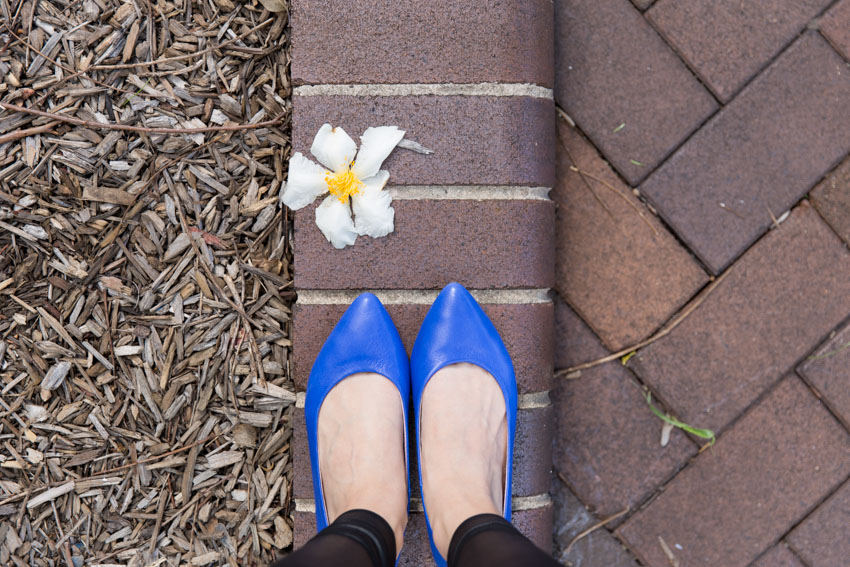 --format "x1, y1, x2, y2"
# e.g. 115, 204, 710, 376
304, 283, 518, 566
